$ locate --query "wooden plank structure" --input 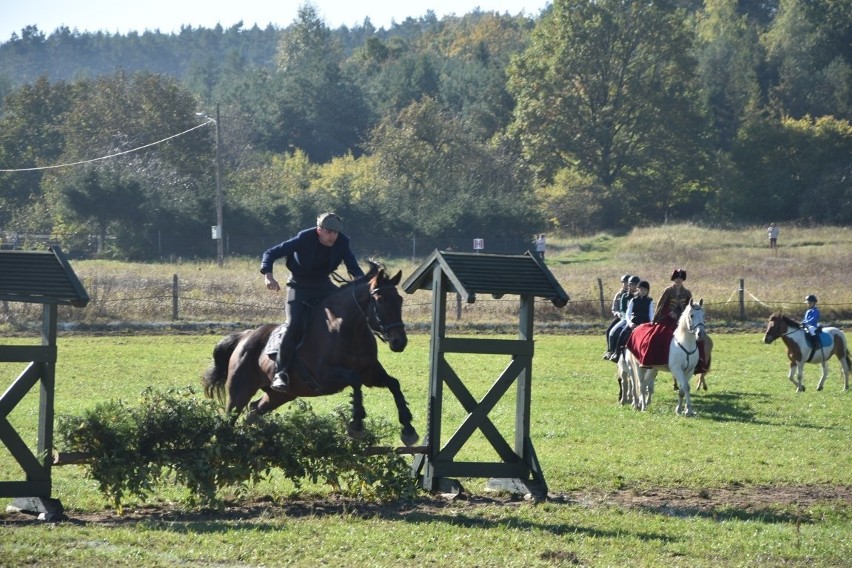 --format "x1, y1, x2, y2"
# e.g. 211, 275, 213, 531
402, 250, 569, 497
0, 246, 89, 520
